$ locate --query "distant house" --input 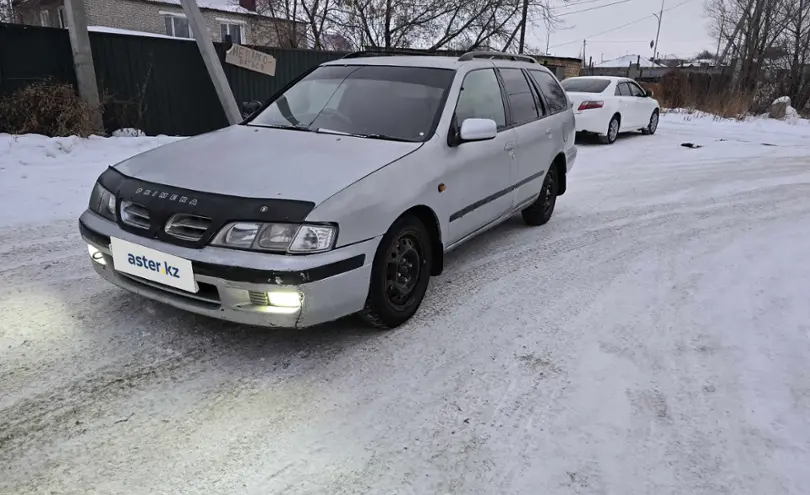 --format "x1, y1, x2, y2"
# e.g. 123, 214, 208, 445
593, 55, 667, 70
535, 55, 582, 79
321, 32, 351, 52
587, 54, 668, 80
11, 0, 307, 47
